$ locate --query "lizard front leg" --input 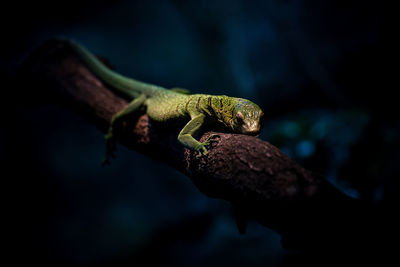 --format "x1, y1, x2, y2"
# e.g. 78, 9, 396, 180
103, 93, 147, 165
178, 114, 219, 157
